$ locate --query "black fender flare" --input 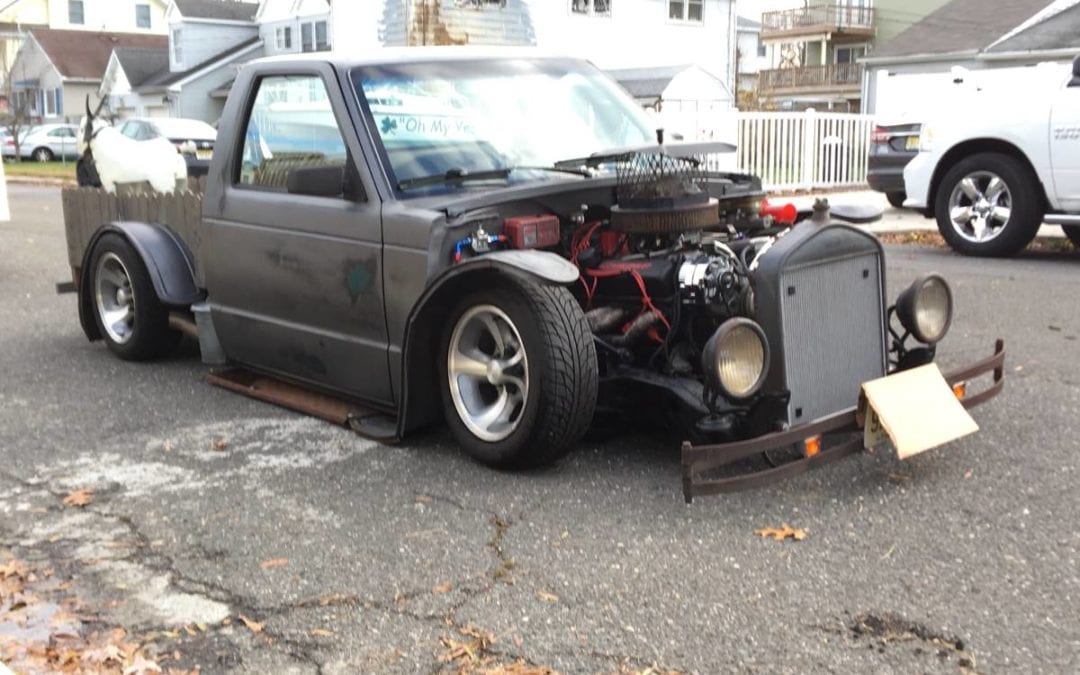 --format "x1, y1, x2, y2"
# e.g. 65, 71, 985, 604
78, 221, 203, 341
396, 250, 580, 435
